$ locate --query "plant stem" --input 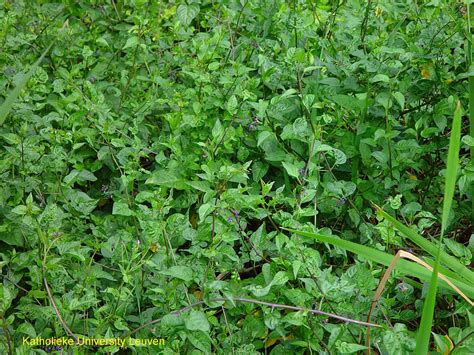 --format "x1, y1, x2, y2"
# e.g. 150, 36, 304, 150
467, 4, 474, 222
125, 296, 382, 338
